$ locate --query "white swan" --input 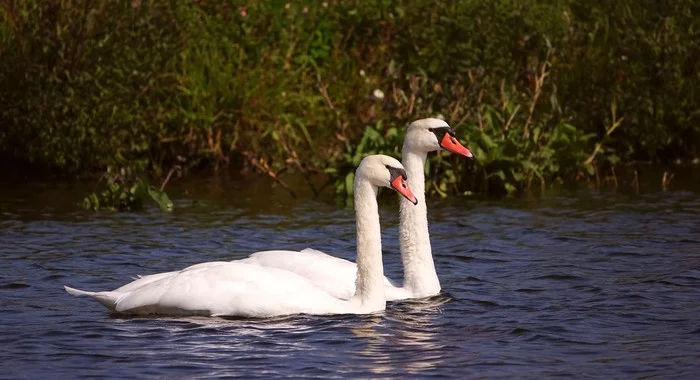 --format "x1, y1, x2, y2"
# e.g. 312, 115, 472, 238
64, 155, 418, 317
244, 118, 473, 301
